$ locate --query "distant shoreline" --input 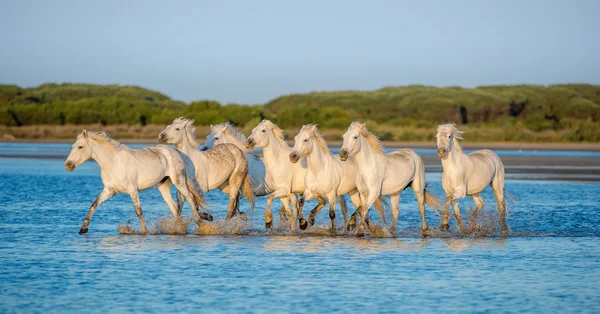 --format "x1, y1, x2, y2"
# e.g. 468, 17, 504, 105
2, 138, 600, 151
